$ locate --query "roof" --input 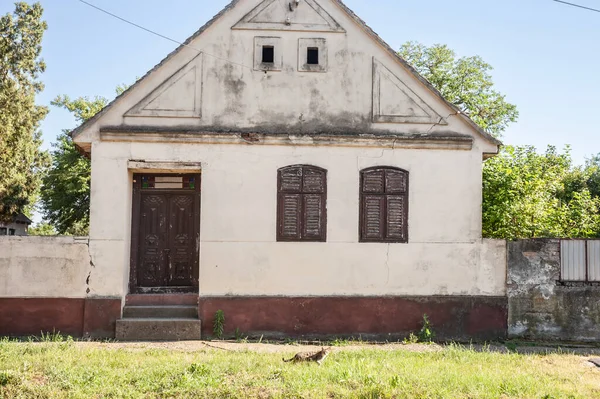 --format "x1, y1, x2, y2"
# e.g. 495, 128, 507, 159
70, 0, 501, 148
14, 213, 32, 225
